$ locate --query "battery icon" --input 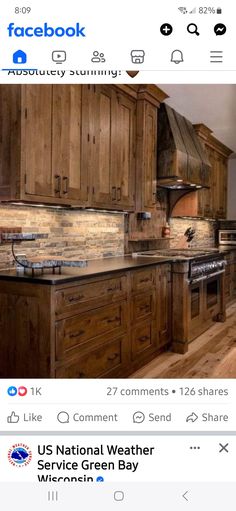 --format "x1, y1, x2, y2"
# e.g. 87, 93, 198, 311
217, 7, 222, 13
